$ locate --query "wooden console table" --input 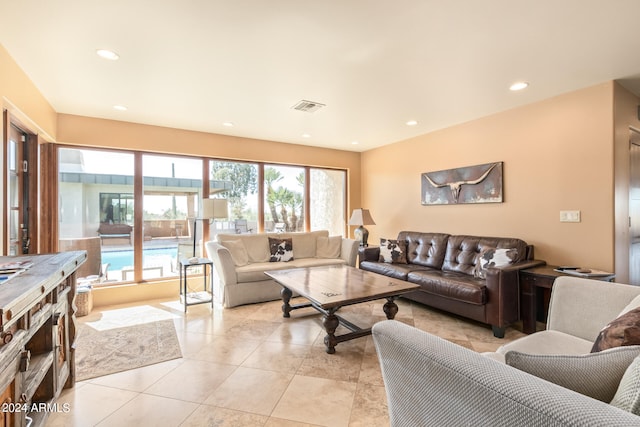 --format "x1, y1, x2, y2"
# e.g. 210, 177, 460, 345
519, 265, 614, 334
0, 251, 85, 427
